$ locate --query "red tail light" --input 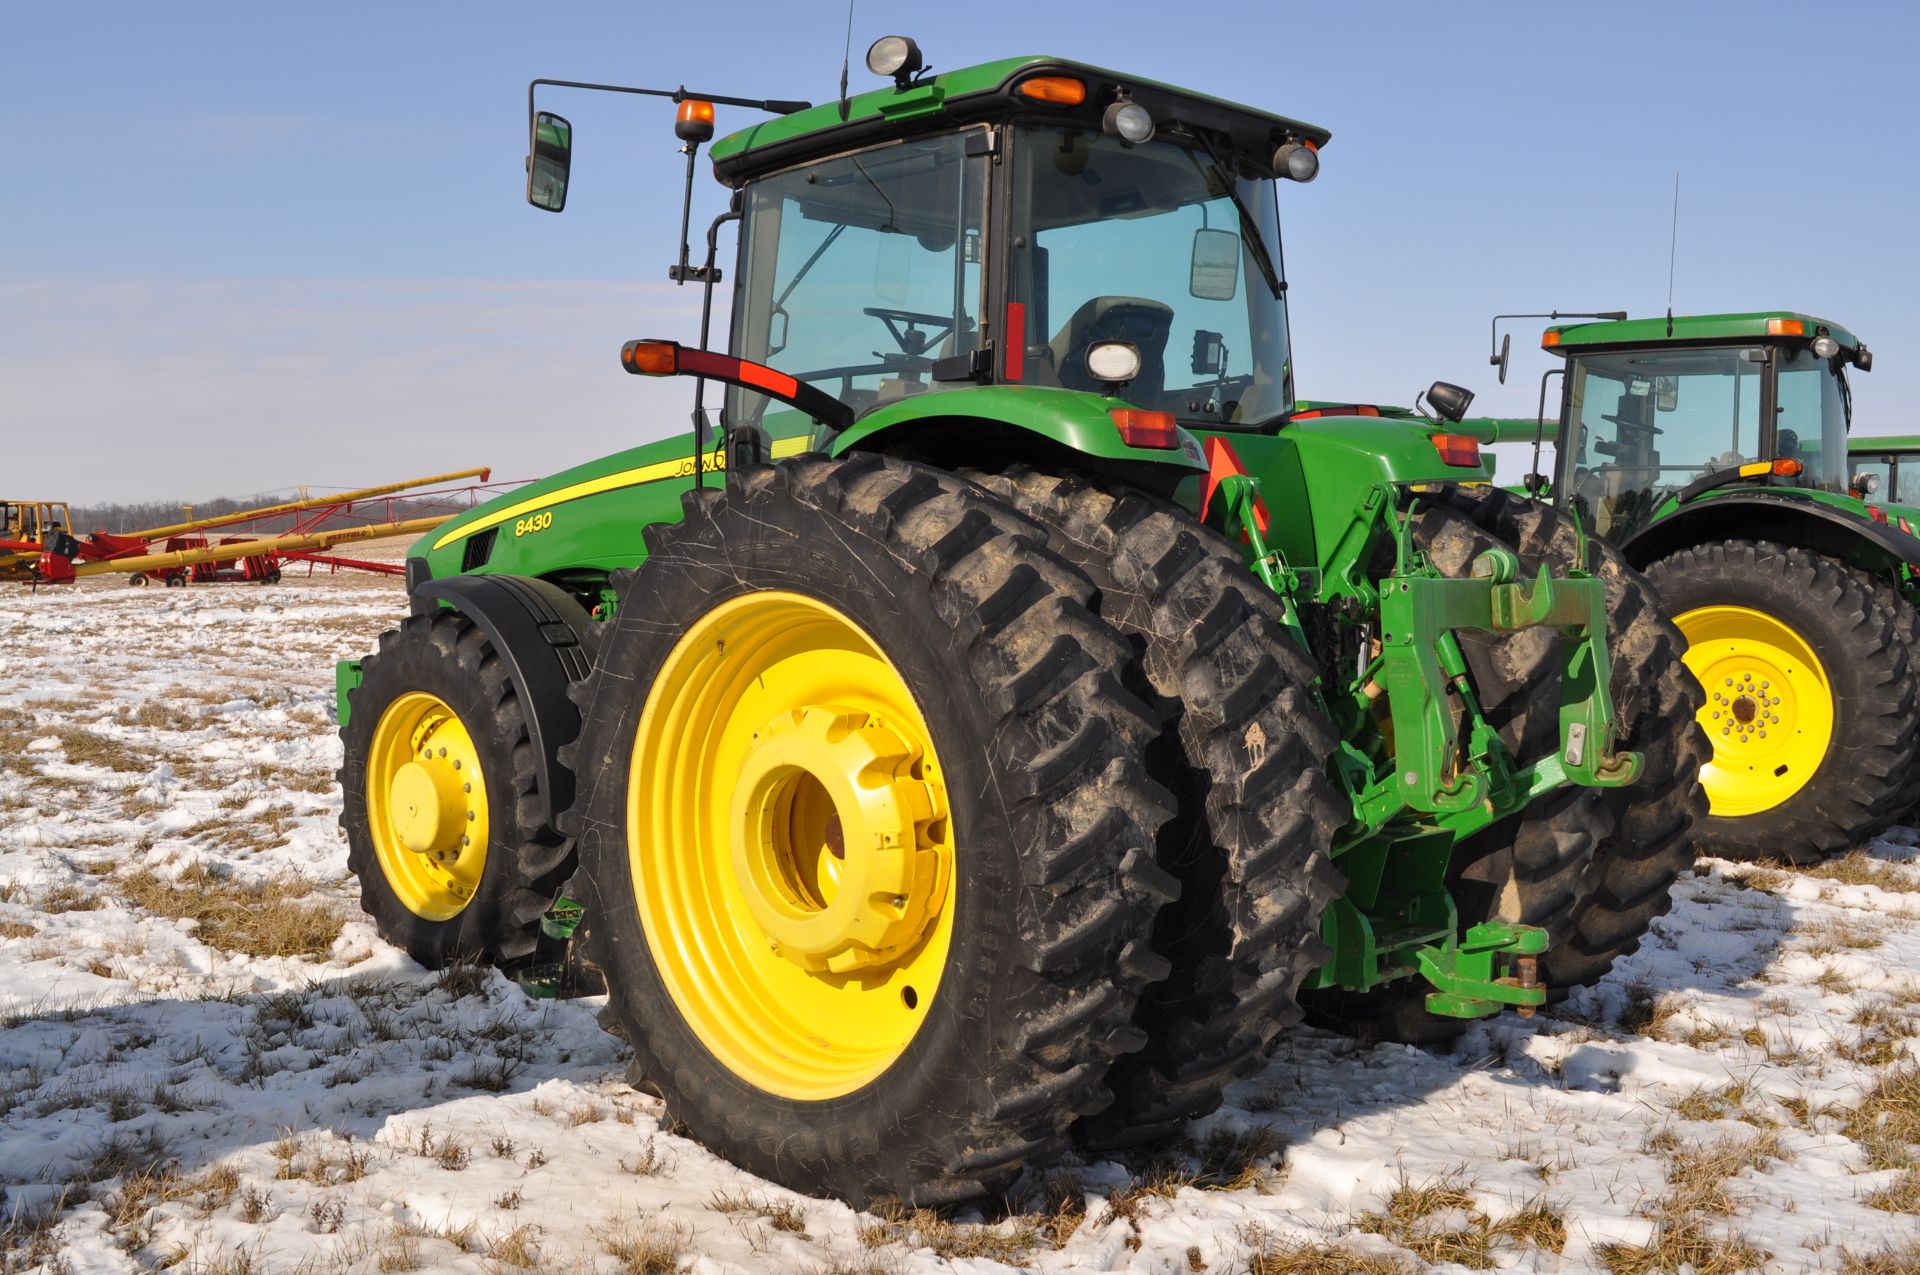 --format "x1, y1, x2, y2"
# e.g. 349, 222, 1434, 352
1110, 409, 1180, 449
1431, 433, 1482, 468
